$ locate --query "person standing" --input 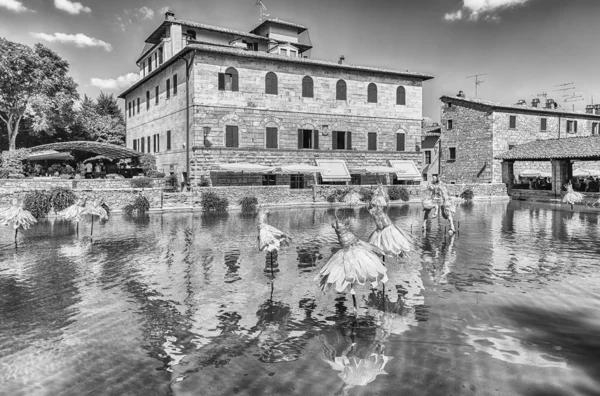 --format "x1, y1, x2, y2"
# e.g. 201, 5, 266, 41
85, 162, 93, 178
